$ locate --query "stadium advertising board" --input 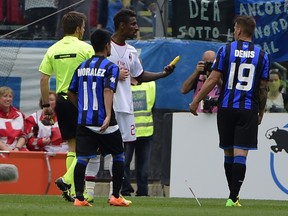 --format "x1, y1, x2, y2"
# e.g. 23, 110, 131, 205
170, 113, 288, 200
